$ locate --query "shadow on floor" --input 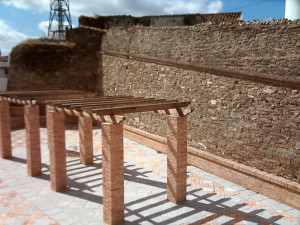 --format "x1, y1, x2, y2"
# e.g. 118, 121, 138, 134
7, 155, 283, 224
